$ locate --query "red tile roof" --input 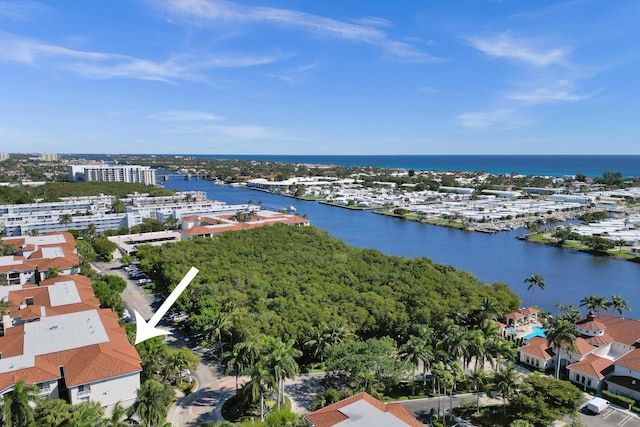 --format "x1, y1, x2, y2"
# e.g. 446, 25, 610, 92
614, 348, 640, 371
567, 354, 614, 379
0, 271, 140, 393
0, 309, 141, 391
305, 392, 423, 427
519, 336, 553, 360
